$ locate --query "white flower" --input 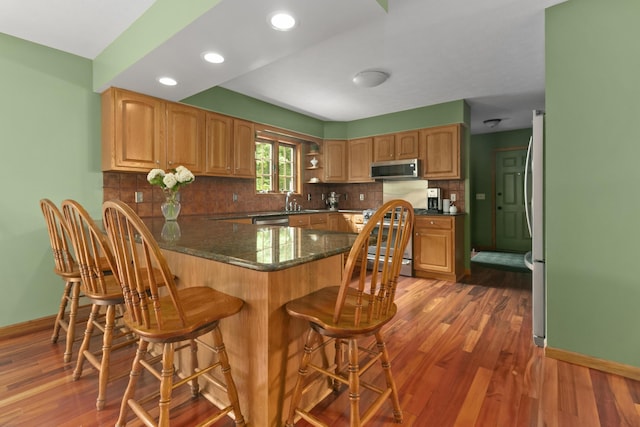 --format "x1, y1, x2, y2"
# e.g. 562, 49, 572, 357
163, 173, 178, 189
147, 168, 165, 182
175, 167, 195, 184
147, 165, 195, 192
